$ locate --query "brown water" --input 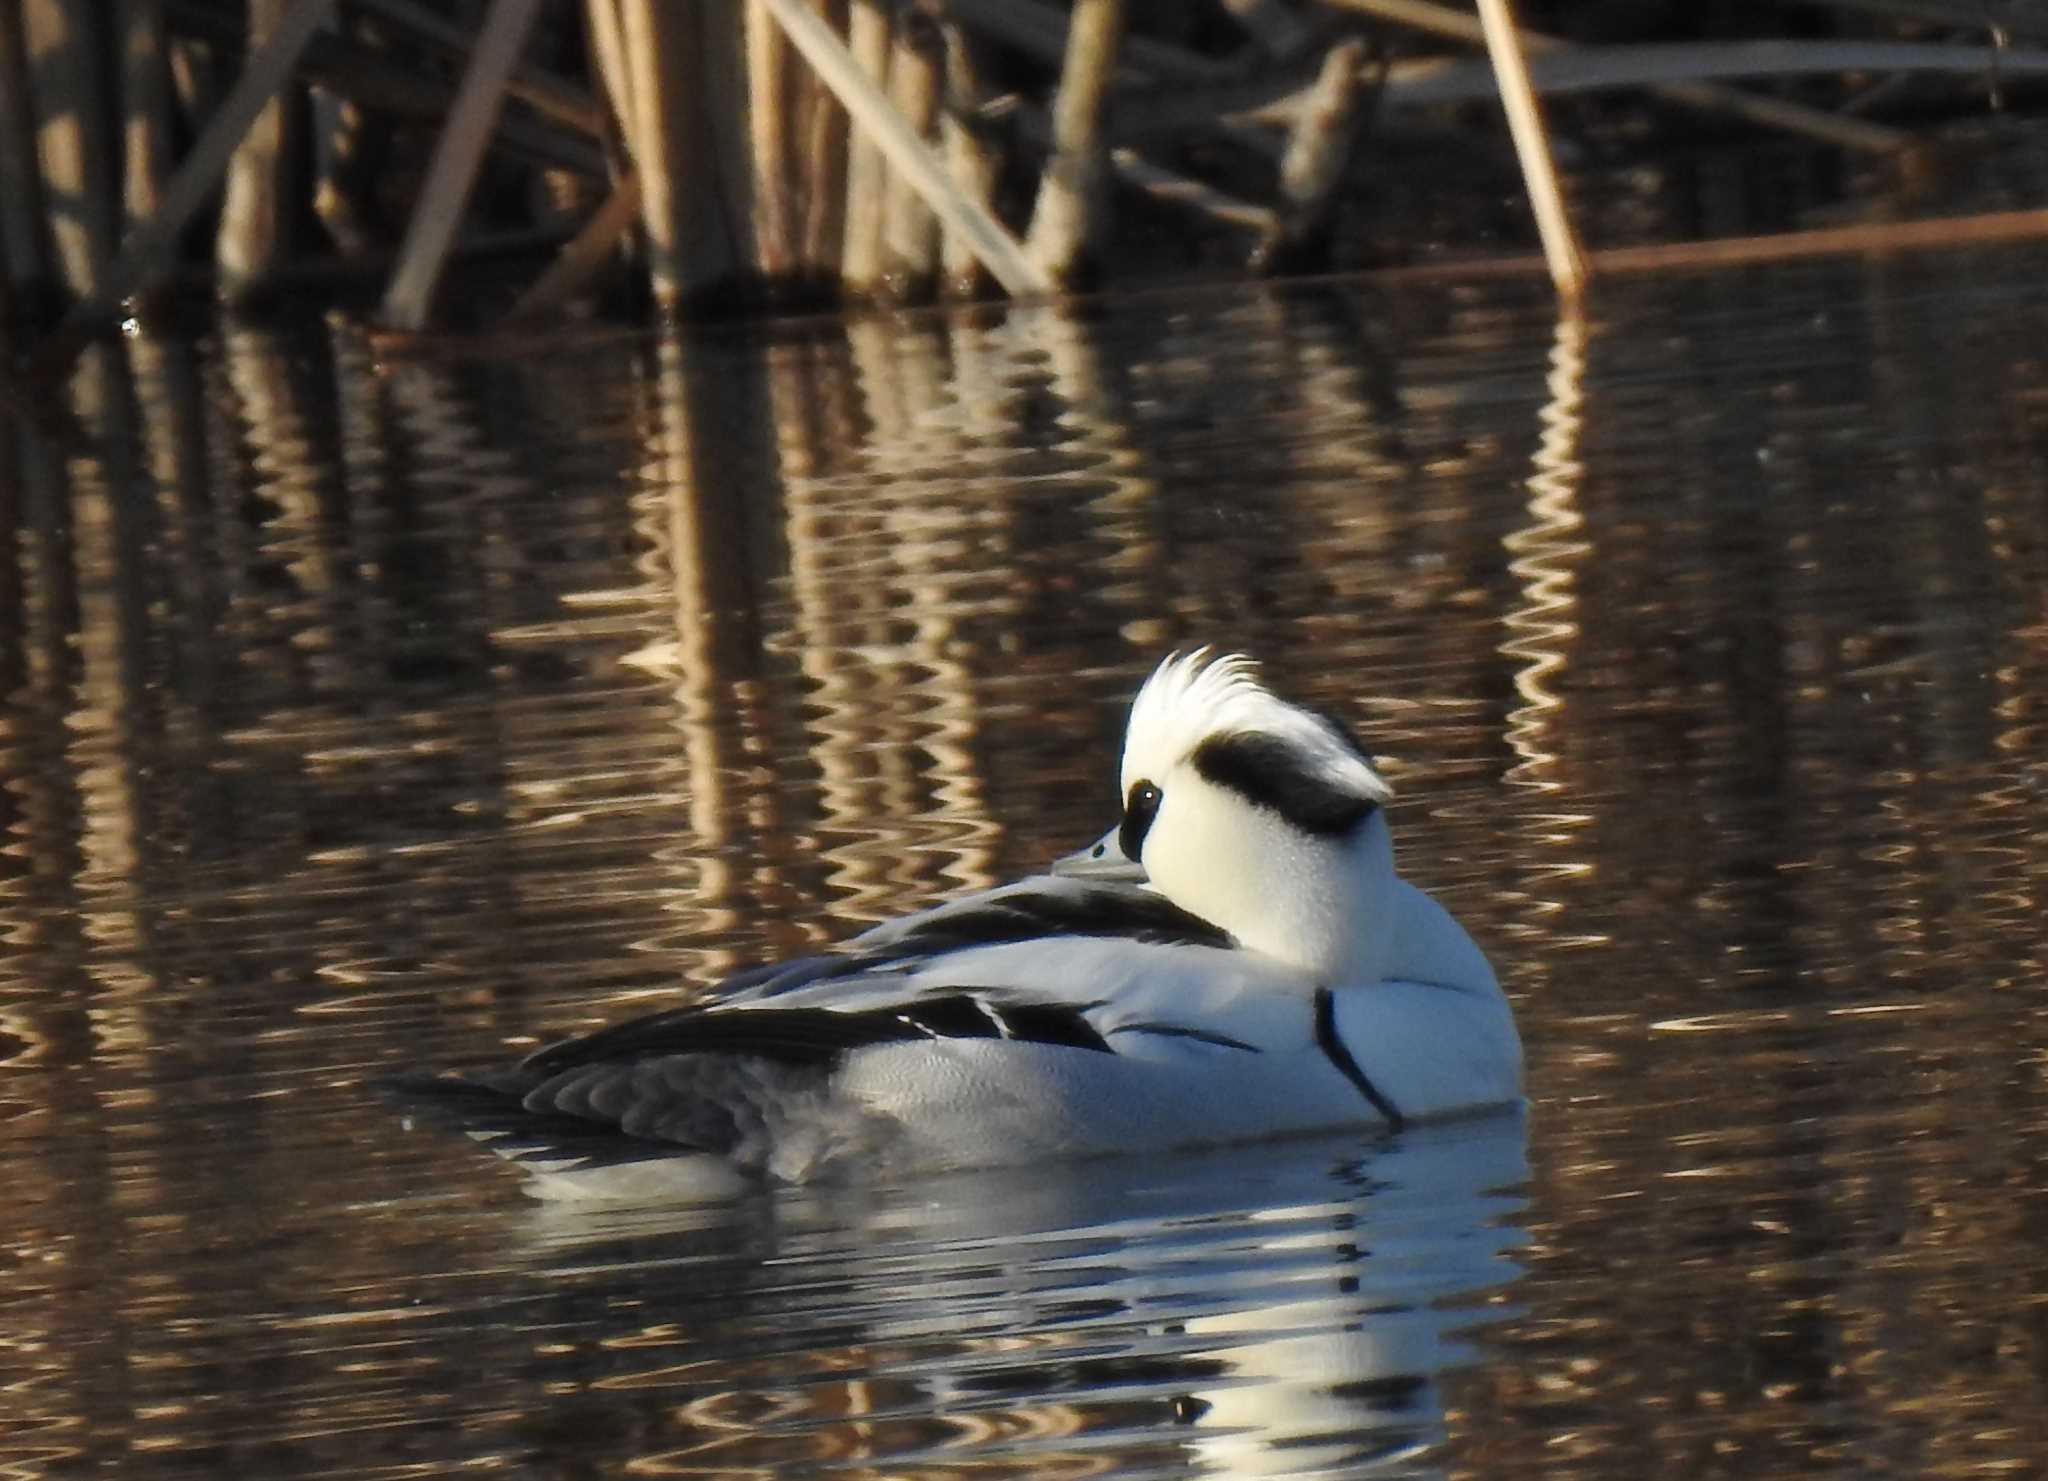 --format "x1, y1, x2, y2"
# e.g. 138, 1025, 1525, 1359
3, 254, 2047, 1477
